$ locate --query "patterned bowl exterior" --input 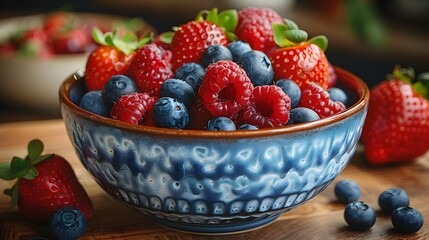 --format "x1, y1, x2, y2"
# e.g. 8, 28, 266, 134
59, 67, 369, 234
